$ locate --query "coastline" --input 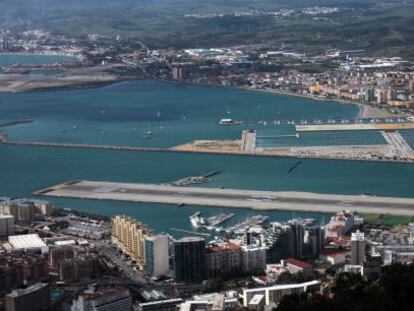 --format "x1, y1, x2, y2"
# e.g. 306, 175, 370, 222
161, 78, 397, 119
233, 86, 395, 119
0, 72, 397, 119
0, 51, 79, 58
